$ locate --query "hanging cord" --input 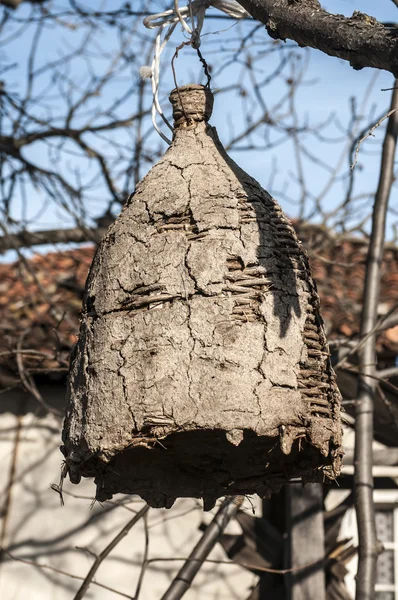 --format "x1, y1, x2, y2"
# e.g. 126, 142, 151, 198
143, 1, 249, 32
141, 0, 249, 144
